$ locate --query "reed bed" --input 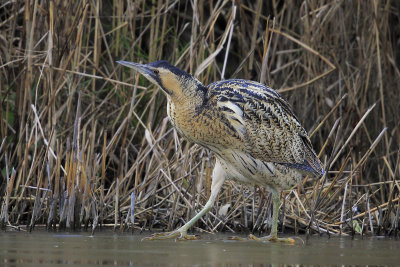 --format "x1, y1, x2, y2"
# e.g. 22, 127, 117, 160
0, 0, 399, 237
